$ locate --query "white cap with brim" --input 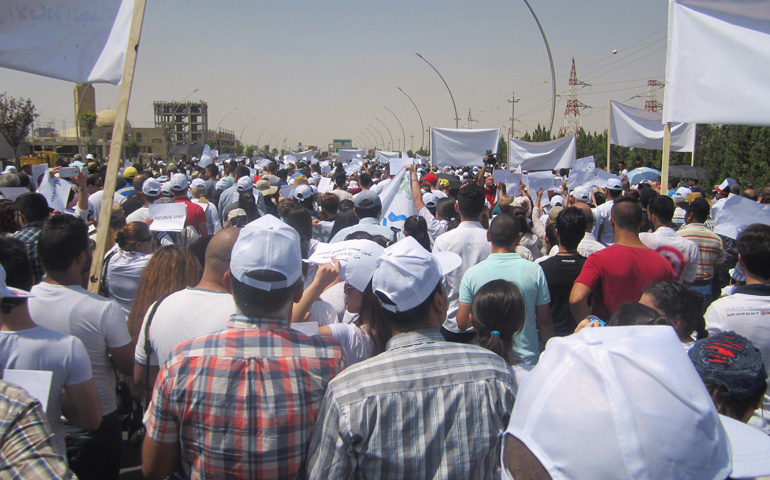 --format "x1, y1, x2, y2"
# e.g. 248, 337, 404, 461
170, 173, 189, 192
230, 215, 302, 291
605, 178, 623, 190
0, 265, 33, 299
502, 326, 770, 480
142, 179, 161, 196
570, 186, 591, 203
673, 187, 692, 202
549, 196, 564, 208
372, 237, 461, 313
236, 177, 253, 192
190, 178, 206, 190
